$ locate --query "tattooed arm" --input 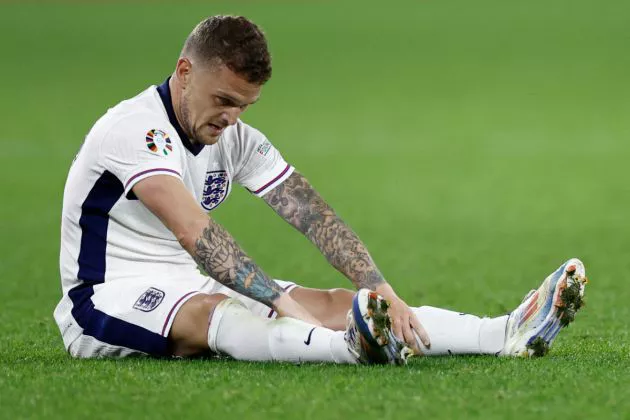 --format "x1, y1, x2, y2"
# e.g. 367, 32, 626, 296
263, 171, 431, 348
263, 171, 386, 291
192, 219, 320, 325
132, 174, 321, 325
192, 221, 283, 307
